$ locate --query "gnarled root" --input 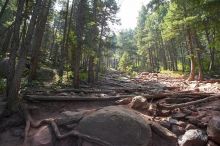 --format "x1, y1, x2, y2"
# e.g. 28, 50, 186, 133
23, 105, 110, 146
